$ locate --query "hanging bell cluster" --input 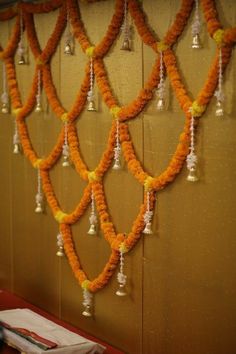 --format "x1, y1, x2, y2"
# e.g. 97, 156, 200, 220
113, 119, 122, 170
116, 250, 127, 296
82, 289, 93, 317
13, 124, 21, 154
143, 191, 153, 234
62, 143, 70, 167
214, 48, 224, 117
64, 25, 73, 55
156, 51, 166, 111
35, 192, 44, 213
186, 166, 198, 182
191, 0, 201, 49
120, 0, 131, 51
56, 233, 64, 257
186, 114, 199, 182
17, 43, 26, 65
1, 93, 9, 114
88, 192, 98, 235
87, 58, 96, 111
